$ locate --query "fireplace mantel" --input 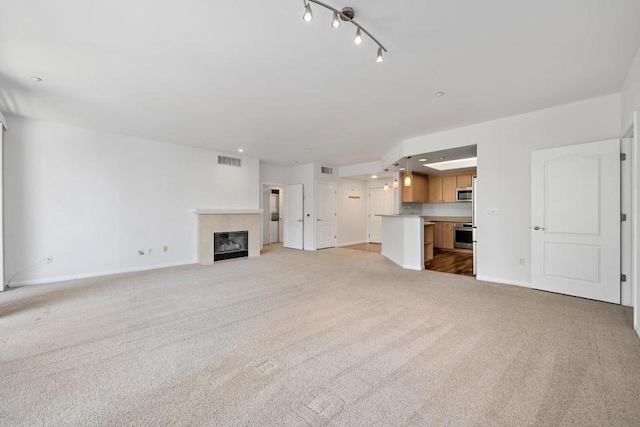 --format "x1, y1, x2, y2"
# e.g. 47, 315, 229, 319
195, 209, 262, 265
